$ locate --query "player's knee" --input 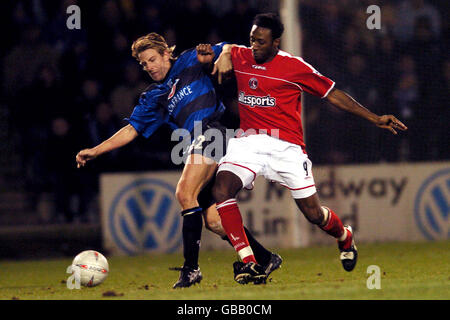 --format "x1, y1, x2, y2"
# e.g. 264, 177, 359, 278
175, 181, 196, 208
212, 172, 241, 203
212, 182, 231, 204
